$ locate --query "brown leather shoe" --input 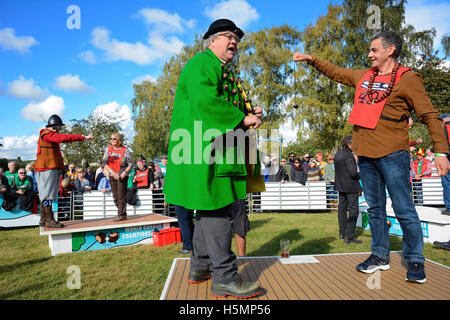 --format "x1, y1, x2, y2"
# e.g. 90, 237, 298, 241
39, 202, 46, 227
113, 215, 127, 222
44, 205, 64, 228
